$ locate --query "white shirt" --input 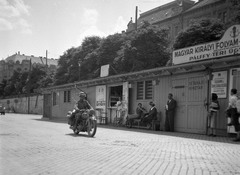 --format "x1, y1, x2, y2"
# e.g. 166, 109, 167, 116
229, 95, 238, 108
